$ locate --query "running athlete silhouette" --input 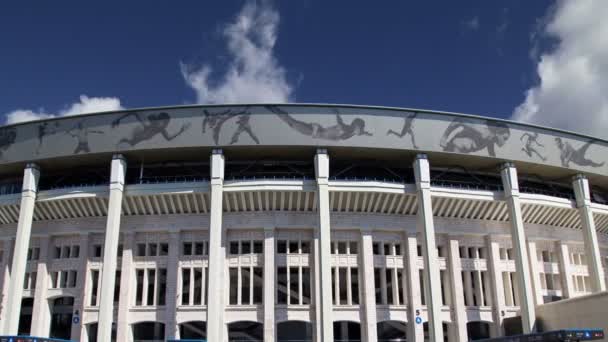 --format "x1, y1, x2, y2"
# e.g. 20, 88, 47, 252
555, 138, 604, 168
202, 107, 260, 145
520, 132, 546, 161
387, 112, 418, 148
265, 105, 372, 141
440, 118, 510, 157
0, 127, 16, 159
112, 111, 191, 147
67, 121, 103, 154
36, 122, 59, 154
